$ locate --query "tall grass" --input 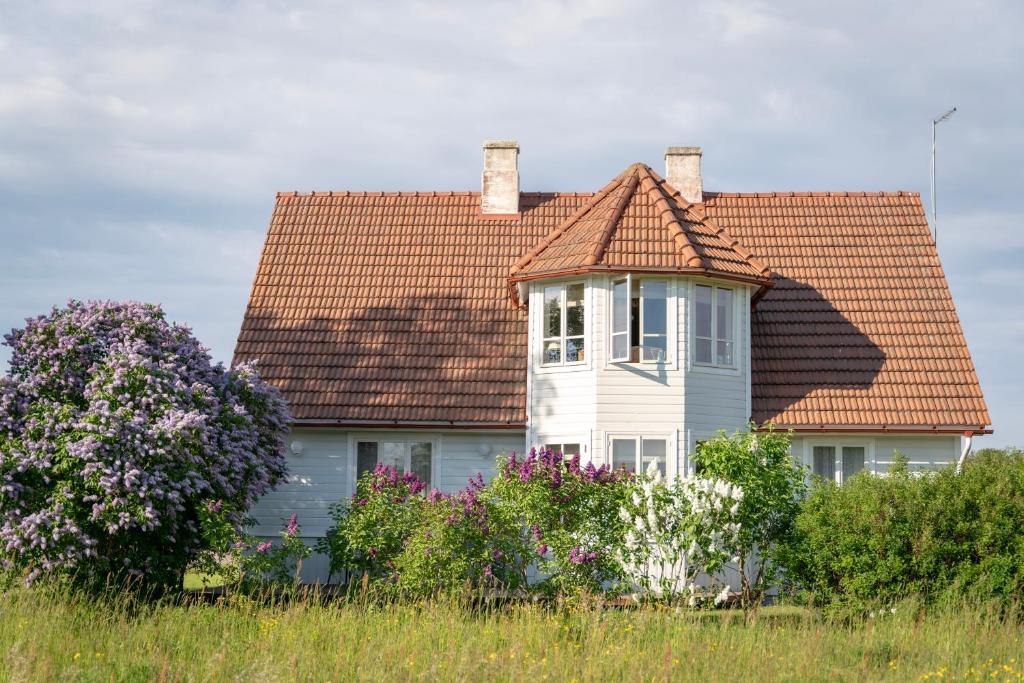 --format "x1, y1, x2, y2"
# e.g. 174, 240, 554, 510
0, 585, 1021, 682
